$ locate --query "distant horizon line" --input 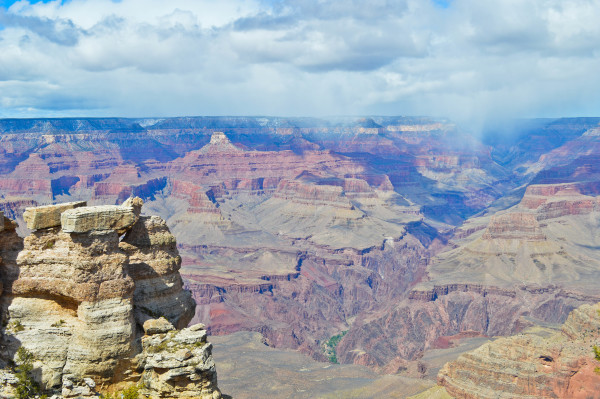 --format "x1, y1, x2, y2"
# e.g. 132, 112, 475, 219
0, 115, 598, 121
